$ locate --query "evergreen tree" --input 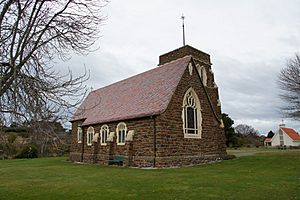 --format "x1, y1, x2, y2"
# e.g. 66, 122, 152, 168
267, 130, 275, 138
222, 113, 238, 147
